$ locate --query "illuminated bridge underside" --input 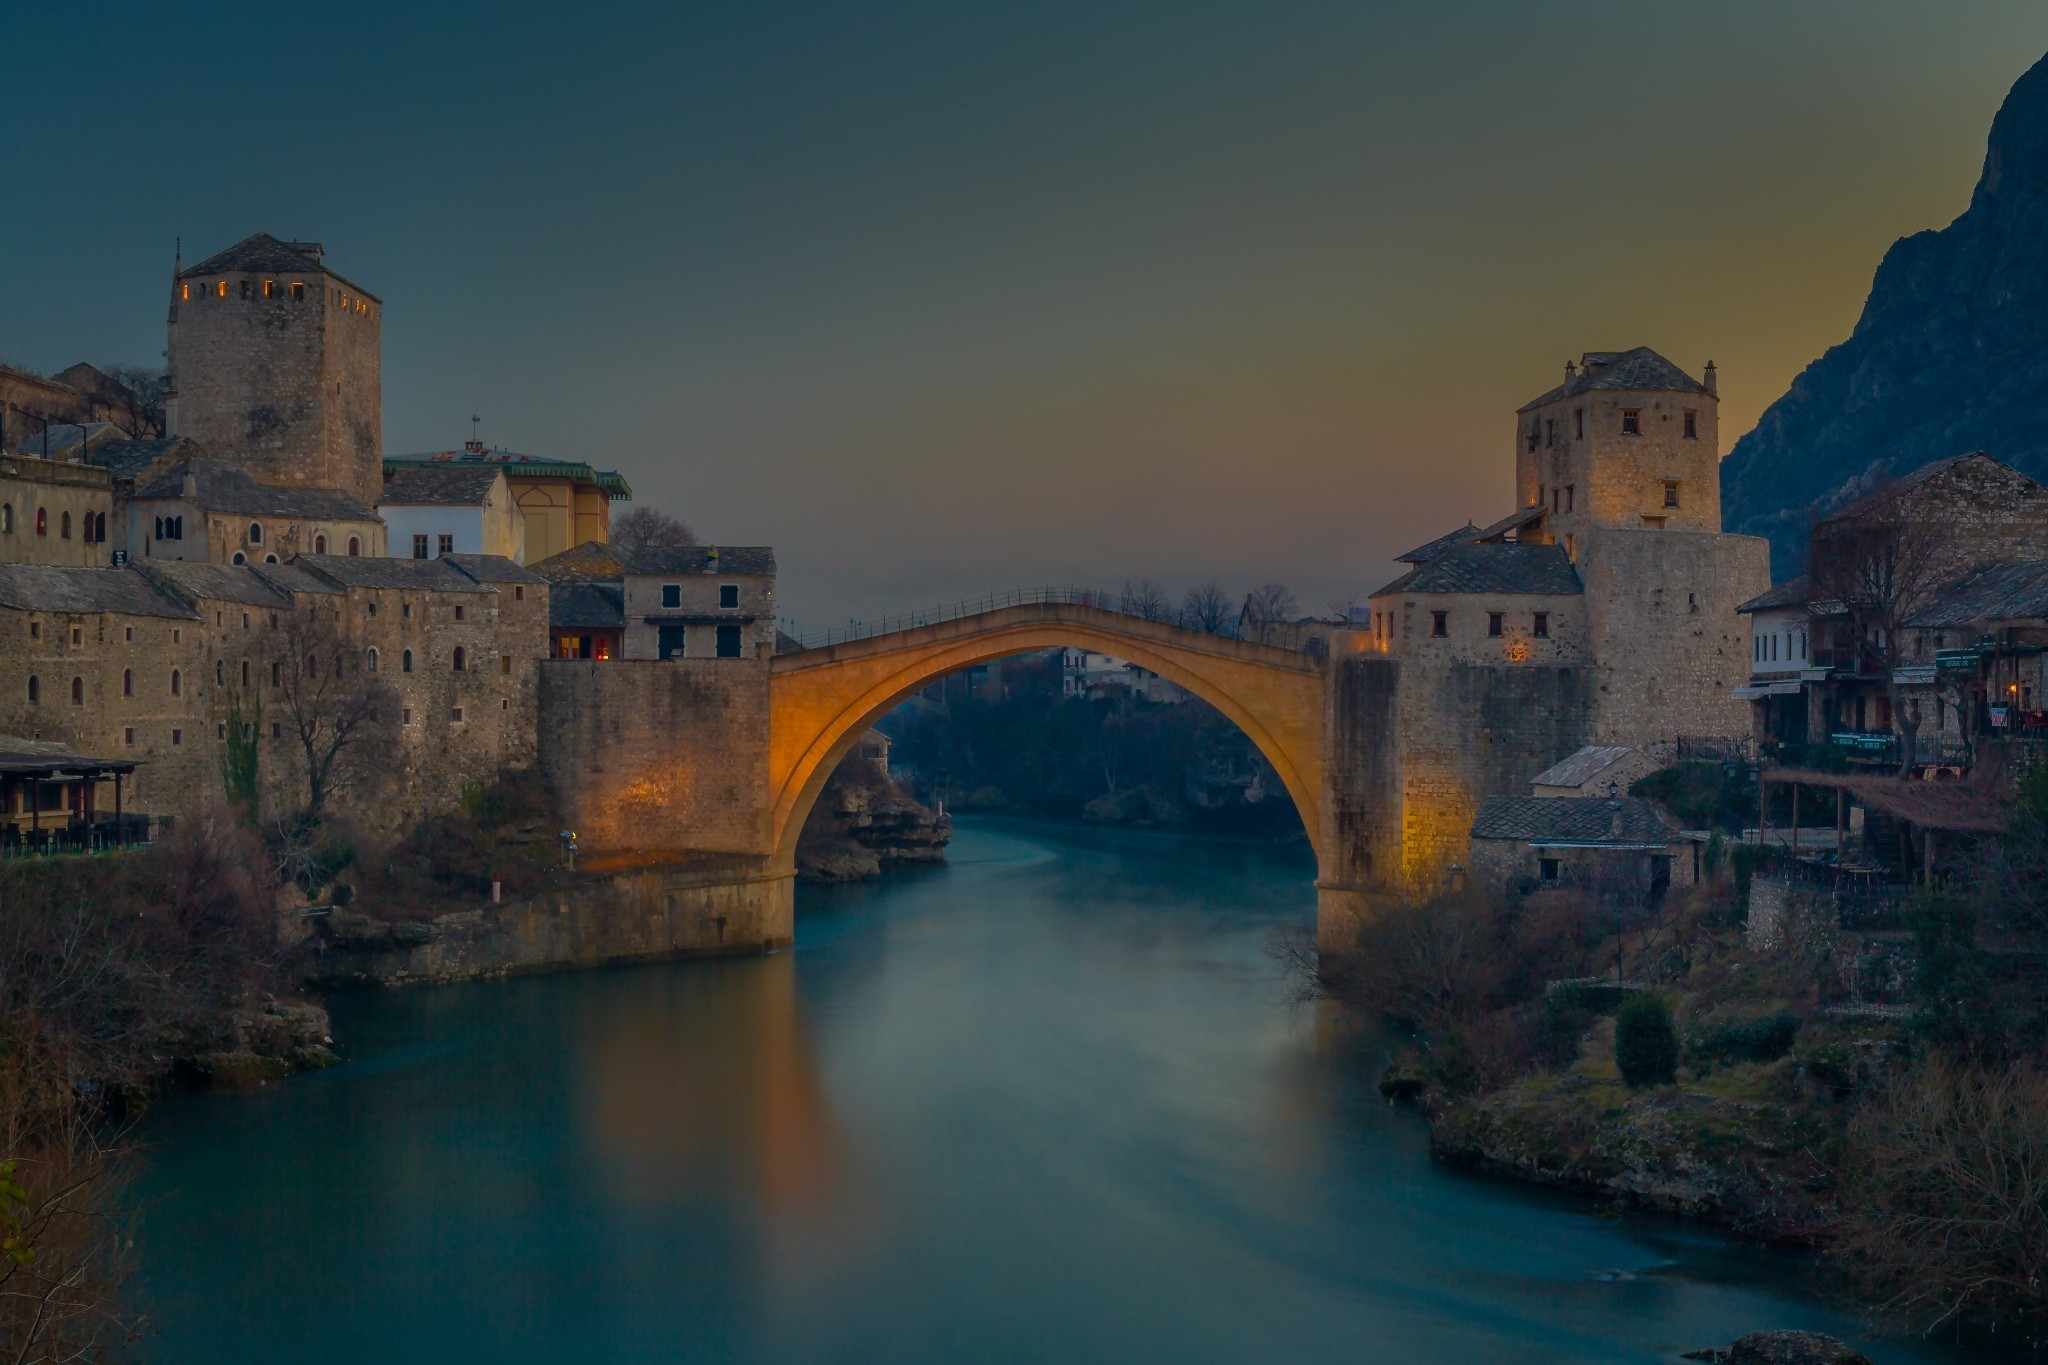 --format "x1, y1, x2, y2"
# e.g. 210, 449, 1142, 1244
766, 603, 1327, 876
